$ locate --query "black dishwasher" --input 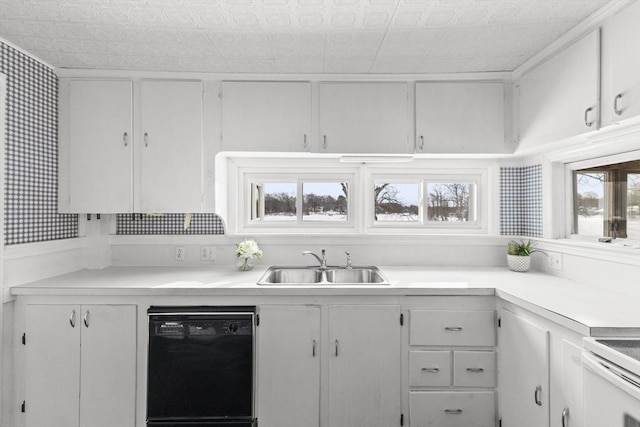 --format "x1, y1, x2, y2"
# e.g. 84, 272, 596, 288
147, 306, 255, 427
